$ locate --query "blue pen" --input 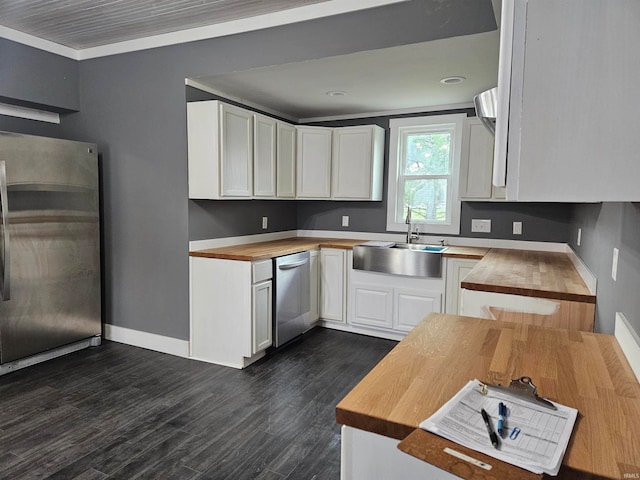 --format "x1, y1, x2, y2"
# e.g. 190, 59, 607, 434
498, 402, 507, 437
